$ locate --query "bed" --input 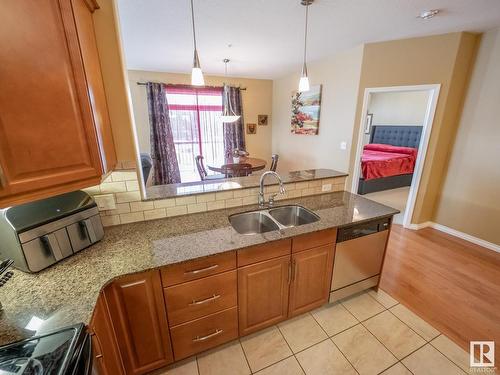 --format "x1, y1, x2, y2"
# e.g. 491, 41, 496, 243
357, 125, 422, 195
